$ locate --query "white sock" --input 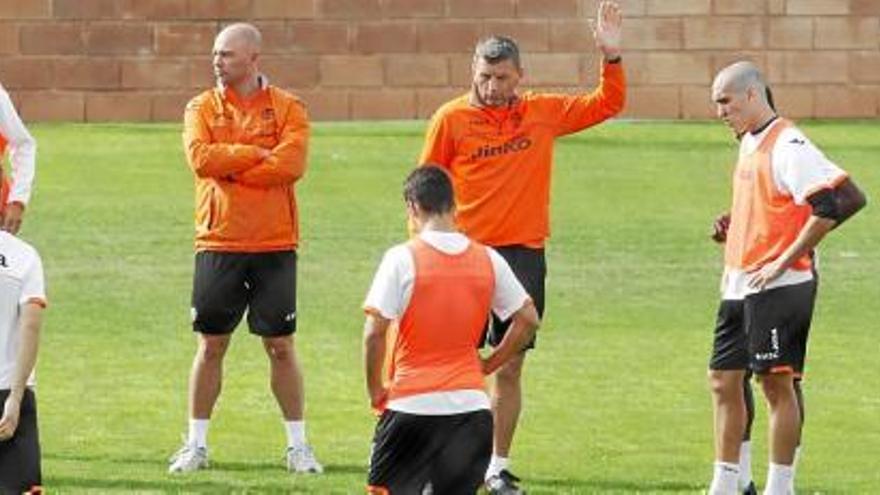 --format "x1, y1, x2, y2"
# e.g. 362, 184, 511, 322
763, 463, 793, 495
485, 455, 509, 480
187, 419, 209, 448
285, 420, 307, 448
738, 441, 753, 490
708, 461, 739, 495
